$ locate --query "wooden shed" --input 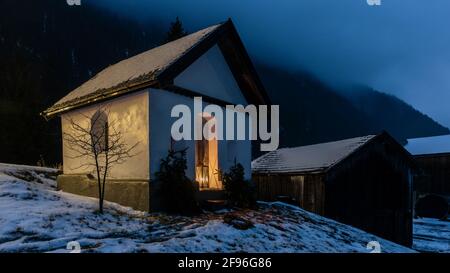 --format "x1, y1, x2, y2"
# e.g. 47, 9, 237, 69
412, 154, 450, 199
405, 135, 450, 217
252, 132, 414, 247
